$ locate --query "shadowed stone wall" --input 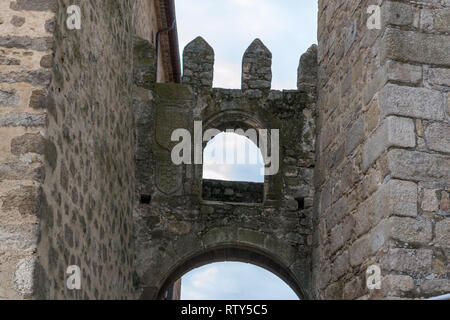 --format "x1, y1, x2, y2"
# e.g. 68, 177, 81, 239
202, 180, 264, 204
133, 37, 317, 299
314, 0, 450, 300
